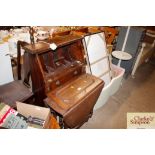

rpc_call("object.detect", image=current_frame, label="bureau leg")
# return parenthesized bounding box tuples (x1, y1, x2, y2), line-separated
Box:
(89, 111, 93, 118)
(59, 117, 64, 129)
(50, 109, 58, 120)
(50, 109, 64, 129)
(64, 124, 68, 129)
(23, 52, 31, 87)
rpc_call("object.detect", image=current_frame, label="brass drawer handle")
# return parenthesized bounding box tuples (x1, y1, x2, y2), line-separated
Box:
(74, 70, 78, 75)
(56, 80, 60, 85)
(48, 79, 52, 83)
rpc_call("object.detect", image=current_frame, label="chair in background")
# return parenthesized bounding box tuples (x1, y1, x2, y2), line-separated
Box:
(0, 41, 33, 109)
(131, 30, 155, 77)
(0, 81, 33, 108)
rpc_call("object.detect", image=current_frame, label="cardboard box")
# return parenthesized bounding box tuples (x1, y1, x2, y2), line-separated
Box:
(16, 102, 51, 129)
(0, 102, 28, 129)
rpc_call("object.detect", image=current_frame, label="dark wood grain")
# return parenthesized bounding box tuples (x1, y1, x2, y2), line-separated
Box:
(23, 34, 83, 54)
(21, 33, 104, 128)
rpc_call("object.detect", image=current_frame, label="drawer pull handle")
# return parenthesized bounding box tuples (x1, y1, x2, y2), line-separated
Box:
(74, 71, 78, 75)
(56, 80, 60, 85)
(48, 79, 52, 83)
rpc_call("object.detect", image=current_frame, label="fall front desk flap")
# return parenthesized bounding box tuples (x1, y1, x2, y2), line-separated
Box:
(45, 73, 104, 115)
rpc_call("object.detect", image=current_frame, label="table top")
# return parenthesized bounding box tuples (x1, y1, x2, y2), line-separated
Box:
(112, 50, 132, 60)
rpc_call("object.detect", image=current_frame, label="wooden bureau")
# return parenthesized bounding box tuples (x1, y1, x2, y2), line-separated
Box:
(21, 34, 104, 128)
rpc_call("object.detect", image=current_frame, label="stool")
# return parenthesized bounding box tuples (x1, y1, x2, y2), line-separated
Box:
(112, 50, 132, 67)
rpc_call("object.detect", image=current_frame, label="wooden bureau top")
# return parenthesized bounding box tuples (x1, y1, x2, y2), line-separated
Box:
(23, 34, 83, 54)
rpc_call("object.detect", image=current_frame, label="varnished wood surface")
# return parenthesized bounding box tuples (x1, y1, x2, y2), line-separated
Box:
(46, 74, 104, 116)
(0, 81, 33, 108)
(23, 42, 50, 54)
(23, 28, 104, 55)
(21, 30, 105, 128)
(23, 34, 83, 54)
(22, 33, 86, 105)
(72, 27, 103, 36)
(54, 27, 104, 37)
(48, 34, 83, 46)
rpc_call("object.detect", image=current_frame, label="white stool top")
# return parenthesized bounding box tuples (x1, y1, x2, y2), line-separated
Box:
(112, 50, 132, 60)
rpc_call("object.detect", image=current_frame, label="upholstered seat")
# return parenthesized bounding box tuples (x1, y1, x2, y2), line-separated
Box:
(0, 80, 33, 108)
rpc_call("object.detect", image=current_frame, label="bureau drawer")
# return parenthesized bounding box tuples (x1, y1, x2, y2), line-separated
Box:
(45, 66, 84, 91)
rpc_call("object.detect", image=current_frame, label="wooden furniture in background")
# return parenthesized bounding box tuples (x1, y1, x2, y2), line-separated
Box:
(0, 41, 33, 108)
(100, 27, 119, 54)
